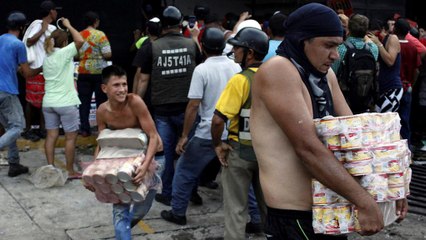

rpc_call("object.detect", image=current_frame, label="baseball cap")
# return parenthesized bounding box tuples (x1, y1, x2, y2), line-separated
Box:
(40, 1, 62, 11)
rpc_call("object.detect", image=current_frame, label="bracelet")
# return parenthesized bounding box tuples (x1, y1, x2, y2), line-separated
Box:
(378, 43, 384, 48)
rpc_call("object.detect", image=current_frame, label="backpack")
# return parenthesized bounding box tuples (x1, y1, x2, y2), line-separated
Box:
(337, 41, 379, 113)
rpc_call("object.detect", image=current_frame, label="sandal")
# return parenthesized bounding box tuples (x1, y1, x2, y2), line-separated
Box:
(68, 172, 82, 180)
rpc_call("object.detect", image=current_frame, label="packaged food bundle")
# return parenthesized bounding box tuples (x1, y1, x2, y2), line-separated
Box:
(340, 132, 363, 149)
(343, 148, 372, 162)
(312, 204, 359, 235)
(404, 168, 412, 196)
(315, 113, 401, 149)
(387, 185, 405, 200)
(322, 135, 341, 150)
(313, 113, 411, 235)
(344, 160, 373, 176)
(312, 180, 338, 205)
(339, 116, 363, 133)
(359, 113, 383, 130)
(312, 180, 349, 205)
(360, 174, 388, 202)
(388, 173, 404, 187)
(314, 117, 342, 136)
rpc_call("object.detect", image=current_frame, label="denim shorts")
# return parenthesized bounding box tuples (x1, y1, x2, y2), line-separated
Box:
(42, 105, 80, 132)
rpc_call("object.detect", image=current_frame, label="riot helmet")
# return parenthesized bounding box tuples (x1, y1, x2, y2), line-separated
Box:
(228, 27, 269, 57)
(6, 11, 27, 30)
(201, 27, 225, 52)
(162, 6, 182, 28)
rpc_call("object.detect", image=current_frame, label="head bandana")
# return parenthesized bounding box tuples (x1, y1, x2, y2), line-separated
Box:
(276, 3, 343, 118)
(276, 3, 343, 78)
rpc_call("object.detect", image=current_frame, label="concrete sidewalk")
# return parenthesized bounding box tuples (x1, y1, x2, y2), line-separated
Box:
(0, 137, 425, 240)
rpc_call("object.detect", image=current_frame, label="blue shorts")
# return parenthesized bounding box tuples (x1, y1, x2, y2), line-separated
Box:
(42, 105, 80, 132)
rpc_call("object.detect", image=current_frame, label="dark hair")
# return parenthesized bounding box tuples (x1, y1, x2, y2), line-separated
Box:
(40, 0, 57, 18)
(84, 11, 99, 27)
(268, 12, 287, 37)
(394, 18, 411, 37)
(348, 14, 369, 38)
(102, 65, 127, 84)
(368, 18, 383, 32)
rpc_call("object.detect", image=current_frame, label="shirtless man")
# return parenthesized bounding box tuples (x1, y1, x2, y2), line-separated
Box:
(93, 65, 161, 239)
(250, 3, 408, 239)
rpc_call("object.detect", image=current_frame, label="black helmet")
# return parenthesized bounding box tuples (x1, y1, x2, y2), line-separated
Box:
(6, 11, 27, 30)
(228, 27, 269, 56)
(201, 27, 225, 52)
(162, 6, 182, 28)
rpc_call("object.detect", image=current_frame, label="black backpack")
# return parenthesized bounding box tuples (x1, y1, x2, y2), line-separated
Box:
(337, 41, 379, 114)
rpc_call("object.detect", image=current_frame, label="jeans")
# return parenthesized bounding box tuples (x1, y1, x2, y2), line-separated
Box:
(398, 91, 412, 146)
(154, 113, 184, 198)
(113, 189, 157, 240)
(0, 92, 25, 163)
(77, 74, 107, 134)
(171, 137, 217, 216)
(248, 184, 261, 224)
(112, 154, 164, 240)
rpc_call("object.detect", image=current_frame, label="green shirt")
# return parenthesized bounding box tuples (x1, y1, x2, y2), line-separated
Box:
(43, 43, 81, 107)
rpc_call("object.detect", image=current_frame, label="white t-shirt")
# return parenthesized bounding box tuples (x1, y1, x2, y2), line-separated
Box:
(188, 55, 241, 140)
(23, 20, 56, 69)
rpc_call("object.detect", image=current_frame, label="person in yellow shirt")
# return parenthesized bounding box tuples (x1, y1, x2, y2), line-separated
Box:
(211, 26, 269, 240)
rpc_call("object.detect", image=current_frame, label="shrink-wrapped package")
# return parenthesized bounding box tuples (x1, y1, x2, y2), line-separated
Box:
(312, 112, 411, 235)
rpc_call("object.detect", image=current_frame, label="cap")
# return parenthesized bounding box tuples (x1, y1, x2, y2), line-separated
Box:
(148, 17, 160, 23)
(40, 1, 61, 11)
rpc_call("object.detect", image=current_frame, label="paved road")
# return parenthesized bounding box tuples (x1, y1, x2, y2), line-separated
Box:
(0, 138, 425, 239)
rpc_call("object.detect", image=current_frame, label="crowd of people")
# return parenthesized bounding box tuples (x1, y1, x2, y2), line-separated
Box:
(2, 0, 425, 239)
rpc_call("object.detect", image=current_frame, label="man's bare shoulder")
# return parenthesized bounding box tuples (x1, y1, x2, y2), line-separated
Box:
(96, 101, 108, 114)
(126, 93, 146, 109)
(255, 55, 302, 92)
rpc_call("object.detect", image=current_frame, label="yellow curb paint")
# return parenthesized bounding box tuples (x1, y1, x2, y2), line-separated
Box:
(137, 220, 155, 234)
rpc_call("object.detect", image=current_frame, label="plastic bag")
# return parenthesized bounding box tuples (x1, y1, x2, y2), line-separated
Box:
(30, 165, 68, 189)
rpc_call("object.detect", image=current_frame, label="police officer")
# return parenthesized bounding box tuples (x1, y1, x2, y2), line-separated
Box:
(211, 26, 269, 239)
(160, 27, 242, 225)
(133, 6, 202, 206)
(0, 12, 41, 177)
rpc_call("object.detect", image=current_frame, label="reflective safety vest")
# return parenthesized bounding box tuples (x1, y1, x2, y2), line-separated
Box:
(238, 68, 257, 161)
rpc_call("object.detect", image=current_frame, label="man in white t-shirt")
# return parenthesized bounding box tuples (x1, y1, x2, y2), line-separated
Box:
(21, 0, 59, 141)
(160, 28, 241, 225)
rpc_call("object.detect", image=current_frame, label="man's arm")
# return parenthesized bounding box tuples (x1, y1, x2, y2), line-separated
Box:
(18, 63, 42, 78)
(130, 95, 160, 184)
(176, 99, 201, 154)
(26, 20, 48, 47)
(254, 57, 383, 235)
(368, 33, 400, 67)
(94, 105, 107, 159)
(133, 69, 150, 97)
(211, 112, 232, 167)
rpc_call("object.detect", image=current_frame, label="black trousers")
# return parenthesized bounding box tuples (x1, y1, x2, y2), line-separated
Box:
(77, 74, 107, 133)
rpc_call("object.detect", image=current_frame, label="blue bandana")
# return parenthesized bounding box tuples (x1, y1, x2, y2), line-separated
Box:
(276, 3, 342, 118)
(276, 3, 343, 78)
